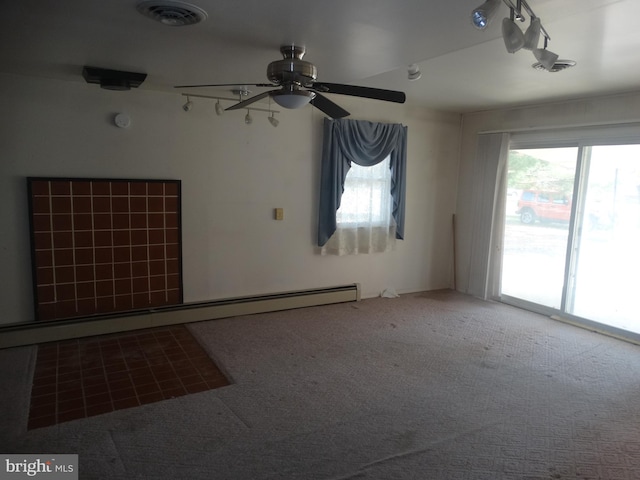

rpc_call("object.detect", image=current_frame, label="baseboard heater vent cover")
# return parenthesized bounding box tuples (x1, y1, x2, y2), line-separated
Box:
(0, 284, 360, 349)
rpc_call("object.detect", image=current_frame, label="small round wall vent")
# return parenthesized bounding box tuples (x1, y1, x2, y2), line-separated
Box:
(136, 0, 208, 26)
(532, 59, 577, 73)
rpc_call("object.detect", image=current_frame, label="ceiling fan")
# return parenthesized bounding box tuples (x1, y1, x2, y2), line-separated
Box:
(174, 45, 406, 119)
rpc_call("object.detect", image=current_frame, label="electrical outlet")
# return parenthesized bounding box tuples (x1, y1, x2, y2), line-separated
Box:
(274, 208, 284, 220)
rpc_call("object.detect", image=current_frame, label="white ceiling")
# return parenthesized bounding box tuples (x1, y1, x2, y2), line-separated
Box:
(1, 0, 639, 113)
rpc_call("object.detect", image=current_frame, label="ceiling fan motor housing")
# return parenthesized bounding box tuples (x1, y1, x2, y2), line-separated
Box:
(267, 45, 317, 86)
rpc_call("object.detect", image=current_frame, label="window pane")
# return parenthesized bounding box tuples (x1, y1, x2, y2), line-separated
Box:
(568, 144, 640, 333)
(336, 158, 392, 226)
(501, 148, 578, 309)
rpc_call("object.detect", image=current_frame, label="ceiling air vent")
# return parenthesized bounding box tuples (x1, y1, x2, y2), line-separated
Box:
(136, 0, 208, 26)
(532, 60, 577, 73)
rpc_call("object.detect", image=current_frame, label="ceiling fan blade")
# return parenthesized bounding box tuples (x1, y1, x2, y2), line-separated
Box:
(310, 82, 406, 104)
(174, 83, 274, 89)
(310, 93, 350, 119)
(225, 91, 274, 111)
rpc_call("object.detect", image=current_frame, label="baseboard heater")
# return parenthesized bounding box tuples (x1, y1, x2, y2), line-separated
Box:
(0, 284, 360, 349)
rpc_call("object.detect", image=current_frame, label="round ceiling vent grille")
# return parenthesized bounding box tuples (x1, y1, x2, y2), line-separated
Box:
(136, 0, 208, 26)
(532, 59, 577, 73)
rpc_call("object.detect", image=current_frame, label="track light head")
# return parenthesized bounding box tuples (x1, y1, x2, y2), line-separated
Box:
(244, 110, 253, 125)
(533, 47, 559, 71)
(523, 17, 542, 50)
(215, 99, 224, 116)
(268, 112, 279, 127)
(182, 97, 193, 111)
(471, 0, 502, 29)
(502, 15, 525, 53)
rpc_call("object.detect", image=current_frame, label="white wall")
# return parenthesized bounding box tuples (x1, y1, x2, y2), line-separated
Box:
(456, 91, 640, 297)
(0, 73, 461, 324)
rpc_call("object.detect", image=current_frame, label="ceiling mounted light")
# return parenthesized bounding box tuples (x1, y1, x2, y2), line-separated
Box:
(271, 89, 315, 109)
(214, 99, 223, 116)
(268, 112, 279, 127)
(502, 9, 525, 53)
(179, 93, 281, 124)
(471, 0, 502, 29)
(523, 16, 541, 50)
(407, 64, 422, 81)
(182, 96, 193, 111)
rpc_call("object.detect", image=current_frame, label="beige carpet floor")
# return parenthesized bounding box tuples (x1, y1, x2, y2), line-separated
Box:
(1, 290, 639, 479)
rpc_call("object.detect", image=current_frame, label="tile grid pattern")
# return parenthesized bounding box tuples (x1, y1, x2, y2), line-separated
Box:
(28, 325, 230, 430)
(29, 178, 182, 321)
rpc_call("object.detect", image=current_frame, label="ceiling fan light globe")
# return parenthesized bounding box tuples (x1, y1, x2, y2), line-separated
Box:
(523, 17, 541, 50)
(533, 48, 559, 70)
(272, 90, 316, 109)
(502, 17, 525, 53)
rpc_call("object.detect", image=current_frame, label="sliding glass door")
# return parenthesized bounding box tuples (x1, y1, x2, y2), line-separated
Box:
(500, 142, 640, 336)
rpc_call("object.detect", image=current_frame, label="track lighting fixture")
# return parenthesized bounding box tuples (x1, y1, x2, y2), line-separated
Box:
(179, 93, 280, 124)
(182, 96, 193, 111)
(471, 0, 574, 72)
(214, 99, 223, 116)
(268, 112, 279, 127)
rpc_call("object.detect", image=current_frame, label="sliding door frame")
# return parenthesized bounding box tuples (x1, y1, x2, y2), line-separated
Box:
(562, 145, 588, 313)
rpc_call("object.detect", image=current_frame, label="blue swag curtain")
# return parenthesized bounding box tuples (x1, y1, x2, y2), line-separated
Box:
(317, 118, 408, 247)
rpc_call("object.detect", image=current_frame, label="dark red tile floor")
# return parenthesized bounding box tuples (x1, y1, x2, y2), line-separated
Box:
(28, 325, 230, 430)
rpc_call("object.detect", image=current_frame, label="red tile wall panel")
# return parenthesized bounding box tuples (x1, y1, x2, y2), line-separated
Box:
(28, 178, 182, 321)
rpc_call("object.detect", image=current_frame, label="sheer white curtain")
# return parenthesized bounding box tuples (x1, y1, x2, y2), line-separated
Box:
(320, 157, 396, 255)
